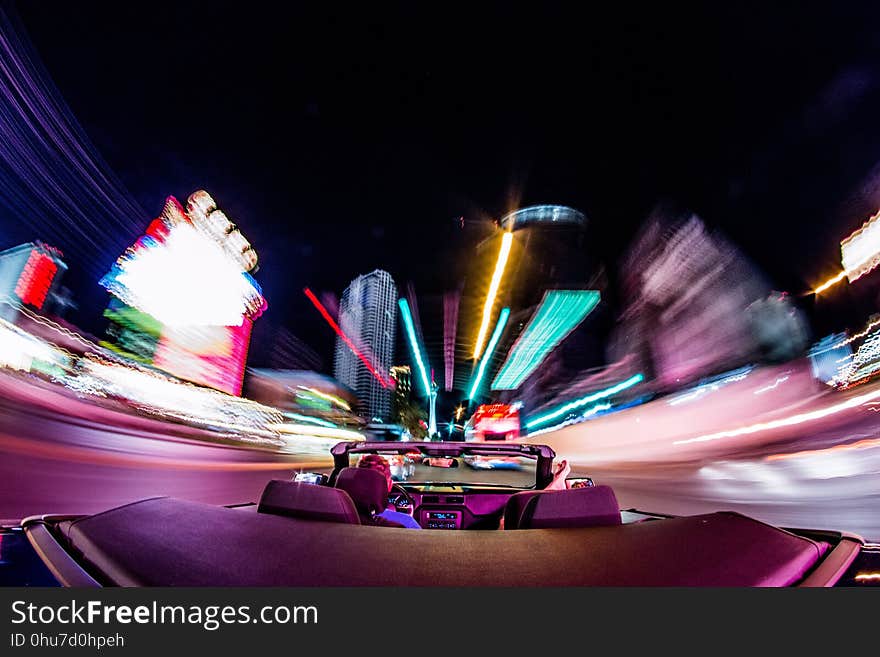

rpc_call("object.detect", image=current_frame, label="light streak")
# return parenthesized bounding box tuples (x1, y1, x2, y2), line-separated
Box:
(297, 386, 351, 411)
(525, 373, 645, 429)
(765, 436, 880, 461)
(854, 572, 880, 582)
(674, 386, 880, 445)
(443, 291, 460, 392)
(492, 290, 600, 390)
(526, 402, 611, 437)
(753, 376, 789, 395)
(304, 287, 391, 389)
(813, 270, 849, 295)
(271, 423, 365, 441)
(398, 298, 431, 396)
(666, 366, 752, 406)
(467, 307, 510, 400)
(282, 412, 337, 428)
(473, 232, 513, 360)
(832, 316, 880, 348)
(841, 209, 880, 283)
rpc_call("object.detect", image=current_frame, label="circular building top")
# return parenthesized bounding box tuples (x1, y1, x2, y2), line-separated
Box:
(499, 205, 587, 231)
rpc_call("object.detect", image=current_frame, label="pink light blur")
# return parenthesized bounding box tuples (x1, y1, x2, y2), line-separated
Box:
(443, 291, 459, 392)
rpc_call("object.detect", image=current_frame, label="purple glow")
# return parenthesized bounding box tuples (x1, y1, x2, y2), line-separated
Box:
(443, 290, 460, 392)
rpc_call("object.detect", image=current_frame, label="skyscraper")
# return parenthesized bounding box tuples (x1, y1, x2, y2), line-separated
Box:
(334, 270, 397, 420)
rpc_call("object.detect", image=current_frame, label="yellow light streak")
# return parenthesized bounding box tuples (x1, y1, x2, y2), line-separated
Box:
(813, 270, 849, 295)
(473, 232, 513, 359)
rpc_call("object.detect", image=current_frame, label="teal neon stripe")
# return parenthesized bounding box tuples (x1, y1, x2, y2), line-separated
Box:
(525, 373, 644, 429)
(399, 298, 431, 397)
(492, 290, 599, 390)
(467, 308, 510, 400)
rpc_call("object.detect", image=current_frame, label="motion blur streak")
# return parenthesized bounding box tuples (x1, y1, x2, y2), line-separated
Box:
(673, 384, 880, 445)
(492, 290, 600, 390)
(304, 287, 391, 388)
(525, 373, 644, 429)
(473, 232, 513, 360)
(764, 436, 880, 461)
(443, 291, 459, 392)
(0, 7, 146, 279)
(854, 573, 880, 581)
(813, 270, 849, 294)
(467, 307, 509, 400)
(399, 297, 432, 397)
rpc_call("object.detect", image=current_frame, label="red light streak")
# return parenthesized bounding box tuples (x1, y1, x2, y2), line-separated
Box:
(304, 287, 392, 388)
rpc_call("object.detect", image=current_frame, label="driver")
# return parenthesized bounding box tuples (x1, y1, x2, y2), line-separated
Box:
(356, 454, 422, 529)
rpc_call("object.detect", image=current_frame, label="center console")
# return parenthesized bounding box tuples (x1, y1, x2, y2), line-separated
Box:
(421, 510, 462, 530)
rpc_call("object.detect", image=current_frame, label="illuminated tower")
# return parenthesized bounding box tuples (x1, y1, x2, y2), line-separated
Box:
(334, 270, 397, 420)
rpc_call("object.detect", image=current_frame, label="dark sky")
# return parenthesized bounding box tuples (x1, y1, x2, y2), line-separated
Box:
(10, 1, 880, 367)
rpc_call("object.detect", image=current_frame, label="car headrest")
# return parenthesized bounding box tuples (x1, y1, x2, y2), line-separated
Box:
(258, 480, 361, 524)
(334, 467, 388, 517)
(519, 485, 621, 529)
(502, 491, 544, 530)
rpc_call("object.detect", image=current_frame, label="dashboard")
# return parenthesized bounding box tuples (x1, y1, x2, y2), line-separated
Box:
(388, 485, 524, 530)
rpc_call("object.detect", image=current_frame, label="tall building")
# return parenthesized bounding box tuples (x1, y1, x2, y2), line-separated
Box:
(334, 270, 397, 420)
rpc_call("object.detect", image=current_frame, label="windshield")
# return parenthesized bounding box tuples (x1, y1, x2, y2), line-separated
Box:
(348, 451, 538, 488)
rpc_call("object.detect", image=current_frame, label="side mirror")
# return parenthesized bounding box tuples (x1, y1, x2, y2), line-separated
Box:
(565, 477, 594, 489)
(294, 472, 327, 485)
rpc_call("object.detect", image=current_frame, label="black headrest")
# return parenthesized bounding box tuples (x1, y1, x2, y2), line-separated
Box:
(334, 467, 388, 517)
(502, 491, 544, 530)
(519, 485, 621, 529)
(258, 480, 360, 524)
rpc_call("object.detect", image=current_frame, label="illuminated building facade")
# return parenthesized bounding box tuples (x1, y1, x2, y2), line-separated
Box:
(334, 270, 397, 420)
(605, 208, 799, 391)
(390, 364, 411, 415)
(99, 191, 266, 396)
(0, 242, 67, 322)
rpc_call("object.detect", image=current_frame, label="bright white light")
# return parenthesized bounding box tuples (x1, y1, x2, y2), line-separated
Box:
(271, 423, 365, 441)
(67, 357, 283, 439)
(674, 386, 880, 445)
(113, 223, 262, 326)
(0, 317, 59, 371)
(842, 210, 880, 282)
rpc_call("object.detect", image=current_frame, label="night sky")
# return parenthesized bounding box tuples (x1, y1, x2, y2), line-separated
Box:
(8, 1, 880, 369)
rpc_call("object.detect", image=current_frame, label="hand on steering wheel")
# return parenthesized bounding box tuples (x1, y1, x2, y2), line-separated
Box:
(390, 483, 416, 512)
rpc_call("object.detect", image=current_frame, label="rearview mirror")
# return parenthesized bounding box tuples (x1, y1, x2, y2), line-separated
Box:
(566, 477, 594, 489)
(294, 472, 327, 485)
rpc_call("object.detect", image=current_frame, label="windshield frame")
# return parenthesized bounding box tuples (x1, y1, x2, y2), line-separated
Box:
(329, 440, 556, 489)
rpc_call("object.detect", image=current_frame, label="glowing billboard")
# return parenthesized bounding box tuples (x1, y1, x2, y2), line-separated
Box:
(99, 191, 265, 395)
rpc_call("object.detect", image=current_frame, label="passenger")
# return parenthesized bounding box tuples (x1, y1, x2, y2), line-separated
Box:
(545, 459, 572, 491)
(356, 454, 422, 529)
(497, 459, 572, 529)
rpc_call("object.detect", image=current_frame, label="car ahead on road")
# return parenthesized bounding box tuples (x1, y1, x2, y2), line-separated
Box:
(2, 440, 878, 587)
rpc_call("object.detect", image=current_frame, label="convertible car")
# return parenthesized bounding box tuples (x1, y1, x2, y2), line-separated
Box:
(2, 441, 878, 587)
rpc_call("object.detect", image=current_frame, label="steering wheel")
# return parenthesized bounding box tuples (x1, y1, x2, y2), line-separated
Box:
(389, 483, 416, 513)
